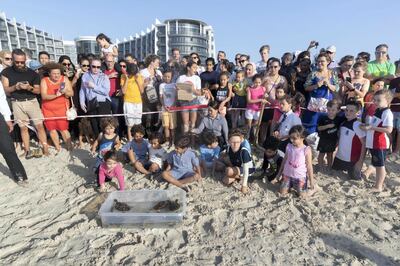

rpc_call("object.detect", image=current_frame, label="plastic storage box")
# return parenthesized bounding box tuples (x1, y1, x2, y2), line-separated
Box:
(98, 189, 186, 227)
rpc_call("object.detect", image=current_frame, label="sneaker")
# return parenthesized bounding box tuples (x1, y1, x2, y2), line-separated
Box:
(25, 150, 34, 160)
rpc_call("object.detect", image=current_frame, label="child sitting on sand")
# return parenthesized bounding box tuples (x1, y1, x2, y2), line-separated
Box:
(199, 132, 221, 175)
(148, 133, 167, 174)
(222, 130, 255, 194)
(98, 151, 125, 192)
(261, 136, 284, 183)
(276, 125, 315, 198)
(91, 117, 121, 173)
(127, 125, 151, 175)
(162, 136, 202, 192)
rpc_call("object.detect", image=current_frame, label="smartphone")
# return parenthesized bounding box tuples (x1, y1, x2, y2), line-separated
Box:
(345, 77, 352, 83)
(59, 82, 65, 93)
(21, 81, 29, 84)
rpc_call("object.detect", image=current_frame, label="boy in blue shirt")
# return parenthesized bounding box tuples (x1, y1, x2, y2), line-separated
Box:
(199, 132, 221, 176)
(162, 135, 202, 192)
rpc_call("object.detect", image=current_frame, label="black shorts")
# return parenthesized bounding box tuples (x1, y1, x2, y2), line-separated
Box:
(317, 138, 337, 153)
(370, 149, 387, 167)
(332, 157, 354, 173)
(261, 108, 274, 123)
(231, 95, 247, 109)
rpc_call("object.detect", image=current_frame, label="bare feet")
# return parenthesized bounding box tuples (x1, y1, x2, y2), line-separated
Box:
(240, 185, 249, 194)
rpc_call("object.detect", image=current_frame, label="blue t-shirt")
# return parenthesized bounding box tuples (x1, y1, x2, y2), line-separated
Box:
(167, 148, 199, 172)
(199, 144, 221, 163)
(129, 139, 150, 161)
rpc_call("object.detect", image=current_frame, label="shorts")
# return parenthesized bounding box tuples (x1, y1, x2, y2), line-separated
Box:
(239, 167, 256, 176)
(44, 118, 69, 131)
(393, 112, 400, 129)
(170, 169, 196, 180)
(317, 138, 337, 153)
(231, 95, 247, 109)
(179, 98, 199, 113)
(12, 98, 44, 126)
(245, 109, 260, 120)
(261, 108, 274, 123)
(162, 111, 177, 129)
(136, 158, 152, 169)
(370, 149, 387, 167)
(280, 175, 307, 193)
(124, 102, 142, 127)
(332, 157, 361, 179)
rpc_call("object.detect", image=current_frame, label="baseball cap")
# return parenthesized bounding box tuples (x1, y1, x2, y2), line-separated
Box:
(29, 60, 43, 71)
(326, 45, 337, 53)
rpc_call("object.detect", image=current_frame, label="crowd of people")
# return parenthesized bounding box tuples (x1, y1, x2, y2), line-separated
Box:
(0, 33, 399, 197)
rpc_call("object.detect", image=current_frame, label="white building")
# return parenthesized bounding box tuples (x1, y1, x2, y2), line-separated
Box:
(0, 11, 76, 63)
(116, 18, 215, 63)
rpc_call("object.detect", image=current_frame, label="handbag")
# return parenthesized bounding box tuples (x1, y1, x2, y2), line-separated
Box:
(66, 97, 78, 121)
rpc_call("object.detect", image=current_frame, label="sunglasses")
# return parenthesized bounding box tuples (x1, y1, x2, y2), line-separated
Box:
(240, 60, 247, 63)
(376, 51, 387, 55)
(326, 51, 333, 54)
(81, 64, 90, 67)
(4, 57, 12, 61)
(119, 65, 127, 68)
(62, 63, 71, 66)
(91, 65, 101, 69)
(14, 61, 25, 65)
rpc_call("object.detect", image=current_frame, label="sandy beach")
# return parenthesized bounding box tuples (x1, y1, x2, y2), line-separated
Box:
(0, 144, 399, 265)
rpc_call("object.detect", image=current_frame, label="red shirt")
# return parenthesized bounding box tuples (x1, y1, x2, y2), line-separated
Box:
(104, 69, 120, 97)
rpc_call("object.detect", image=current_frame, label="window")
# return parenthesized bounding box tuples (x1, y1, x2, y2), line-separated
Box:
(37, 36, 44, 43)
(1, 40, 9, 50)
(56, 48, 63, 54)
(29, 41, 36, 49)
(27, 32, 35, 41)
(45, 38, 53, 45)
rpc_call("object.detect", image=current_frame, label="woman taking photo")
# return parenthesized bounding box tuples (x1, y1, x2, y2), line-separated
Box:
(121, 63, 144, 141)
(303, 52, 339, 136)
(335, 55, 354, 102)
(41, 63, 74, 152)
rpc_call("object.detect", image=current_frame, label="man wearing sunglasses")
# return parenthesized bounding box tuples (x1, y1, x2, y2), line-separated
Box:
(79, 57, 111, 138)
(1, 49, 49, 159)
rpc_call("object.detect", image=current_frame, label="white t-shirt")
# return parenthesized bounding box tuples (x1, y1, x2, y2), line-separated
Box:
(159, 83, 177, 110)
(176, 74, 205, 103)
(149, 146, 167, 168)
(101, 43, 117, 55)
(140, 68, 163, 81)
(278, 110, 302, 138)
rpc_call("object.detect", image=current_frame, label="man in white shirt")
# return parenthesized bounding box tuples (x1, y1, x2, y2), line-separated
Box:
(256, 45, 270, 74)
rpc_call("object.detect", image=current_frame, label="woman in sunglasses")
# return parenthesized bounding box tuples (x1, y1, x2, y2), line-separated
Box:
(58, 55, 76, 81)
(79, 58, 111, 138)
(189, 52, 204, 75)
(0, 50, 12, 72)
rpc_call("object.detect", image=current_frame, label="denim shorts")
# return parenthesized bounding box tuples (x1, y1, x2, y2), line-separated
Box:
(280, 175, 307, 193)
(179, 98, 200, 113)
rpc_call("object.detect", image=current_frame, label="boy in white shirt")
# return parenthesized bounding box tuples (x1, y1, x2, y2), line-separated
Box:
(159, 69, 177, 147)
(273, 95, 302, 152)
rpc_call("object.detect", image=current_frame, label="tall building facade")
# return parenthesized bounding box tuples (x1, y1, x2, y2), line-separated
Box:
(0, 11, 76, 63)
(117, 19, 215, 63)
(74, 36, 100, 57)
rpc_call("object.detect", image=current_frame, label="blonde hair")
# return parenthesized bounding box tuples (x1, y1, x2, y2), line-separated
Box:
(0, 50, 11, 64)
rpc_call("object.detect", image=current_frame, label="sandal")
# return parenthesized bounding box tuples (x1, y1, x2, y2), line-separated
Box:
(33, 148, 43, 158)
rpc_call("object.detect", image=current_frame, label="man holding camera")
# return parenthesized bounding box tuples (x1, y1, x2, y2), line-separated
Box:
(1, 49, 49, 159)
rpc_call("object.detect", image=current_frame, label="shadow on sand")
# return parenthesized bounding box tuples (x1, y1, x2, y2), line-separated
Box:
(319, 232, 399, 265)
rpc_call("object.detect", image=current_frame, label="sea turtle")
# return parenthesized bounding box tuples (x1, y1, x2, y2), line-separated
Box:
(113, 199, 130, 212)
(152, 199, 180, 212)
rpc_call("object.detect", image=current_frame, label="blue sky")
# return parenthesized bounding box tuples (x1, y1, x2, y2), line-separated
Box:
(1, 0, 400, 62)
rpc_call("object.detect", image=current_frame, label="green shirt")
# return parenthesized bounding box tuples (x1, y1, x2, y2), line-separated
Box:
(367, 60, 396, 78)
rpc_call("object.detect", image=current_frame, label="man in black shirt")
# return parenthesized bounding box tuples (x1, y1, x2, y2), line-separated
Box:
(1, 49, 49, 158)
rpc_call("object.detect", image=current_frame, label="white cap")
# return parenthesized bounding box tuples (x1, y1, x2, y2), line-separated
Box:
(326, 45, 337, 53)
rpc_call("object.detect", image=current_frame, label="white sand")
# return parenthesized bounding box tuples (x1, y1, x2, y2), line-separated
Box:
(0, 145, 399, 265)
